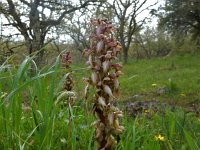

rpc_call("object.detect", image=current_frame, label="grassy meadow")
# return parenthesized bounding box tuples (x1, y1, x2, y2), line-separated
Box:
(120, 53, 200, 104)
(0, 53, 200, 150)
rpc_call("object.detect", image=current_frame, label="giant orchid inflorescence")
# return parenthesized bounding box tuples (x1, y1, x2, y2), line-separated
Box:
(55, 51, 76, 106)
(61, 51, 73, 91)
(83, 18, 124, 150)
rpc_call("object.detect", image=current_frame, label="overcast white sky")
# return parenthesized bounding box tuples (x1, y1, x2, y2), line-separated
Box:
(0, 0, 164, 41)
(139, 0, 164, 26)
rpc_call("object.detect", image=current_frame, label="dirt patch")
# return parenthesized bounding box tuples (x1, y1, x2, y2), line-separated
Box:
(118, 99, 200, 117)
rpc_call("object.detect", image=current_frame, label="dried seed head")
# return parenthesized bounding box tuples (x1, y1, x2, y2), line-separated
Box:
(55, 91, 76, 106)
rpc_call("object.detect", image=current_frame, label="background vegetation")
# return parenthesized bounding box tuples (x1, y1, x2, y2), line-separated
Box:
(0, 0, 200, 149)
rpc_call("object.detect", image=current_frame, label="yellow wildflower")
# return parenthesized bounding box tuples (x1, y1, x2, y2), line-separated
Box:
(144, 109, 150, 113)
(152, 83, 157, 87)
(155, 134, 165, 141)
(180, 93, 186, 97)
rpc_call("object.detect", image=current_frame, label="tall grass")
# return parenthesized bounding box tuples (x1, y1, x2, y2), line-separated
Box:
(0, 56, 60, 149)
(116, 109, 200, 150)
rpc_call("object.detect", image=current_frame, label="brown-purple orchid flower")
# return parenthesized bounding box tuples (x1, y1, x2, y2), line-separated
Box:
(84, 18, 124, 150)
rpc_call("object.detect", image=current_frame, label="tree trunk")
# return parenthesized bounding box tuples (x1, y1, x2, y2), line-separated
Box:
(25, 38, 45, 70)
(32, 45, 45, 67)
(123, 47, 128, 64)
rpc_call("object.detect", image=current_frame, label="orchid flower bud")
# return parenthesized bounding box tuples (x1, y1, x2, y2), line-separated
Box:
(91, 71, 98, 85)
(105, 53, 112, 59)
(108, 112, 114, 125)
(98, 97, 106, 107)
(103, 85, 113, 97)
(96, 26, 104, 35)
(113, 79, 119, 90)
(116, 70, 123, 77)
(97, 41, 104, 53)
(86, 54, 93, 66)
(102, 60, 110, 73)
(103, 77, 111, 81)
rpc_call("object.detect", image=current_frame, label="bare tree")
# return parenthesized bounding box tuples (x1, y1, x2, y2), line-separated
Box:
(61, 2, 115, 52)
(109, 0, 157, 63)
(63, 12, 91, 52)
(0, 0, 99, 66)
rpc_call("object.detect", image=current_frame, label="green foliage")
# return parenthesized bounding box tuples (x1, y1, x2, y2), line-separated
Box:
(130, 27, 199, 59)
(131, 27, 171, 59)
(170, 35, 200, 54)
(120, 53, 200, 103)
(0, 53, 200, 149)
(158, 0, 200, 41)
(116, 109, 200, 150)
